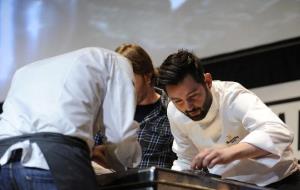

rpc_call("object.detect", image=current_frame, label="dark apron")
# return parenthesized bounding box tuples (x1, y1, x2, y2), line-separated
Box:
(0, 132, 98, 190)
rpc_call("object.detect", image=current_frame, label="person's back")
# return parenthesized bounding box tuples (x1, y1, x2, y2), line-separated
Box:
(1, 48, 105, 143)
(0, 47, 141, 190)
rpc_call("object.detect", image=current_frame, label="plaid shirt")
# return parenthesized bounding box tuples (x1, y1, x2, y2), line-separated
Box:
(94, 88, 176, 169)
(137, 88, 176, 168)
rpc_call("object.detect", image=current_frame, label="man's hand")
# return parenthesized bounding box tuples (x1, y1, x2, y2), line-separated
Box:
(92, 145, 110, 169)
(191, 147, 233, 169)
(191, 143, 269, 170)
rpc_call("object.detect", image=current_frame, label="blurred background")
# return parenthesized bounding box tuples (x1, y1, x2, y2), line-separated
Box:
(1, 0, 300, 101)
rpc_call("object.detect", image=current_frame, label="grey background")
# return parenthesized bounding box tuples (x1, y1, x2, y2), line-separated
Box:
(1, 0, 300, 101)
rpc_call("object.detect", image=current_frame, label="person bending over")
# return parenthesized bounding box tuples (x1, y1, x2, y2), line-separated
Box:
(157, 49, 299, 189)
(0, 47, 141, 190)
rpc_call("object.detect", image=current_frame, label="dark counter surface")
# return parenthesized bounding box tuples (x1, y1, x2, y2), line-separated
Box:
(96, 167, 274, 190)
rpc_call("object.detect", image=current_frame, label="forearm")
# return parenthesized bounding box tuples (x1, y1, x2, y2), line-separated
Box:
(92, 140, 142, 171)
(228, 142, 270, 161)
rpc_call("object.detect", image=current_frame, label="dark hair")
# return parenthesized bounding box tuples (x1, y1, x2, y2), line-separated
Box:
(0, 102, 3, 113)
(115, 43, 156, 85)
(158, 50, 205, 90)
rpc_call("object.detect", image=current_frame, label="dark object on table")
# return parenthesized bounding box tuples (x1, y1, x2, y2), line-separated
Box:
(97, 166, 273, 190)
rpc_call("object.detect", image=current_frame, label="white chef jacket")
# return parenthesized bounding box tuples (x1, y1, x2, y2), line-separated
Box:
(0, 47, 141, 170)
(168, 80, 299, 186)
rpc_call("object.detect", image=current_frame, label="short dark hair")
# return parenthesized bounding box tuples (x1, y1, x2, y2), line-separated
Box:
(158, 50, 205, 90)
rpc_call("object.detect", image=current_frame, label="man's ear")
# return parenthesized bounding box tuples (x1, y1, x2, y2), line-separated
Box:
(204, 73, 212, 88)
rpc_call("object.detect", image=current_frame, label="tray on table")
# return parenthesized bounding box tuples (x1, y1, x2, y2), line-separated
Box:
(96, 166, 273, 190)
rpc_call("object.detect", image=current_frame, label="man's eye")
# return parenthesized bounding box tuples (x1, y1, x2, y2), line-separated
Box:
(190, 93, 201, 99)
(174, 100, 182, 104)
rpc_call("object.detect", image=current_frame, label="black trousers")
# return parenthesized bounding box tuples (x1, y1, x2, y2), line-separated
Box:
(0, 132, 98, 190)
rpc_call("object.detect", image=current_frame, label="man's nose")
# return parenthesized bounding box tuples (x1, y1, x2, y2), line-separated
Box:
(185, 100, 194, 111)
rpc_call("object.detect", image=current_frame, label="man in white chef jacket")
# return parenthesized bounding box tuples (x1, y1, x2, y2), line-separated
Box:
(158, 50, 300, 189)
(0, 47, 141, 190)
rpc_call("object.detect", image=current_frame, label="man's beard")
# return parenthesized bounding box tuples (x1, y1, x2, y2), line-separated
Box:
(184, 87, 213, 121)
